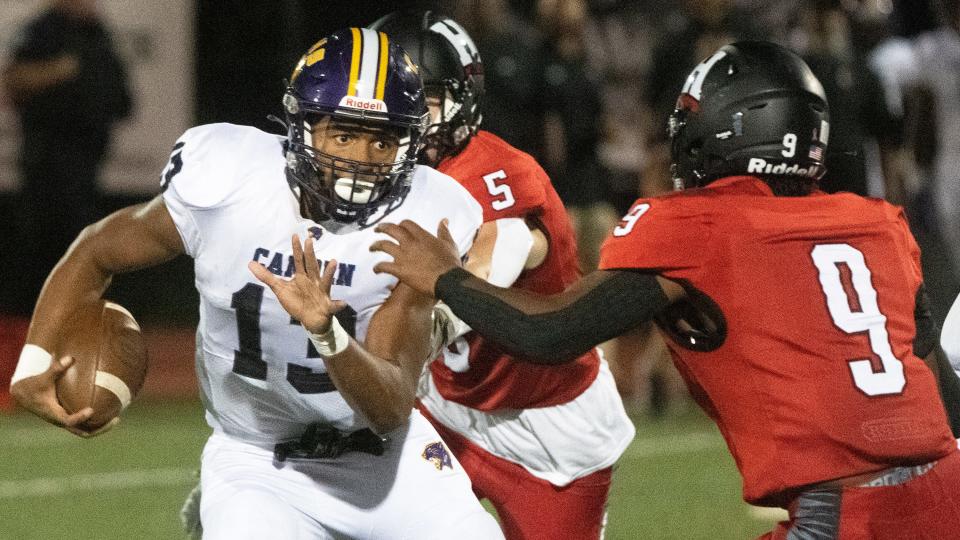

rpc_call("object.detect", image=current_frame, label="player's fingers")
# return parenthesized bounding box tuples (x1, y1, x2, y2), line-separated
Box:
(47, 356, 74, 381)
(368, 239, 399, 258)
(399, 219, 430, 237)
(291, 234, 306, 277)
(374, 222, 411, 243)
(303, 237, 321, 281)
(319, 258, 337, 292)
(329, 299, 348, 314)
(42, 404, 93, 431)
(77, 417, 120, 438)
(61, 406, 95, 427)
(248, 261, 282, 290)
(372, 261, 397, 275)
(437, 219, 455, 246)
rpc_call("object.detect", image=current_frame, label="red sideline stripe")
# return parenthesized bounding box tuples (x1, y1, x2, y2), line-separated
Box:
(0, 316, 30, 411)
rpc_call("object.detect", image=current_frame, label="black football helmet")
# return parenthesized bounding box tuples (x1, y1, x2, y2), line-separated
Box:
(284, 27, 428, 228)
(669, 41, 830, 190)
(369, 11, 484, 166)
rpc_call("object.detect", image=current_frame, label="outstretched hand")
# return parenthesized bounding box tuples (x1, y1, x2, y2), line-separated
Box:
(248, 234, 347, 334)
(370, 219, 461, 297)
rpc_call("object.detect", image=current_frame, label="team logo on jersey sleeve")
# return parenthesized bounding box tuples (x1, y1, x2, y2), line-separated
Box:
(422, 441, 453, 470)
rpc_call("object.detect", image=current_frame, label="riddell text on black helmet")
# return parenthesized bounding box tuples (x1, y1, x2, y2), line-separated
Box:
(668, 41, 830, 191)
(746, 158, 823, 178)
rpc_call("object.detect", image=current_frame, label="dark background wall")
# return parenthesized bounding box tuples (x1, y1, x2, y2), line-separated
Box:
(195, 0, 436, 131)
(0, 0, 440, 322)
(1, 0, 955, 327)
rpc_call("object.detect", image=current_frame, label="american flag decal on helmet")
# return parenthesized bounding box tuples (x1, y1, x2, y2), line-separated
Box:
(808, 145, 824, 161)
(422, 441, 453, 470)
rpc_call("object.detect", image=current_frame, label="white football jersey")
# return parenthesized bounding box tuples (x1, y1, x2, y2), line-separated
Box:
(161, 123, 482, 445)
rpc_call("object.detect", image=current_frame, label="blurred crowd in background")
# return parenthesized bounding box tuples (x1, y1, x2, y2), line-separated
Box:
(2, 0, 958, 415)
(430, 0, 960, 413)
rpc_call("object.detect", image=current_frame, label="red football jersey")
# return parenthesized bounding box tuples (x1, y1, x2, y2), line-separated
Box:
(432, 130, 599, 410)
(600, 176, 955, 506)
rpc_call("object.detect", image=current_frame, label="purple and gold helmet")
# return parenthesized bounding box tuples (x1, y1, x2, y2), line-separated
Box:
(284, 27, 428, 227)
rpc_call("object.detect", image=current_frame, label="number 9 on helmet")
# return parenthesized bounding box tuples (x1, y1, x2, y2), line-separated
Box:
(669, 41, 830, 194)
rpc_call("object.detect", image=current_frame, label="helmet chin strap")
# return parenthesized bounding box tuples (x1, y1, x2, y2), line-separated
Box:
(303, 120, 314, 147)
(670, 163, 688, 191)
(294, 183, 362, 234)
(316, 215, 362, 234)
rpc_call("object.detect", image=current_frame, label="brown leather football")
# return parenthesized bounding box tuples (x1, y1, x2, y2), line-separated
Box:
(54, 301, 148, 430)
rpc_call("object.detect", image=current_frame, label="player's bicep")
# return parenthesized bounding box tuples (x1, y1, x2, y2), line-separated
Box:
(79, 196, 185, 274)
(363, 282, 434, 377)
(463, 221, 497, 279)
(525, 225, 548, 270)
(464, 218, 537, 288)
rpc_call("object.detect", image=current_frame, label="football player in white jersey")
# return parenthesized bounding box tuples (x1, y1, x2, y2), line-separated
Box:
(9, 28, 503, 540)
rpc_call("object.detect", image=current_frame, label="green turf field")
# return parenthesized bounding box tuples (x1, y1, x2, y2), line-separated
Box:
(0, 401, 777, 539)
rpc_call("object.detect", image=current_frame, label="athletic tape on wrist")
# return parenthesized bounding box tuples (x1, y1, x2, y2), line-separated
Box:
(11, 344, 53, 386)
(307, 316, 350, 357)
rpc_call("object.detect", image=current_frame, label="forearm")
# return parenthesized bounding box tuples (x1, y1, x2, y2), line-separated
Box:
(26, 229, 114, 350)
(322, 342, 416, 434)
(26, 198, 183, 351)
(428, 218, 538, 353)
(434, 267, 673, 363)
(3, 57, 77, 100)
(313, 283, 432, 434)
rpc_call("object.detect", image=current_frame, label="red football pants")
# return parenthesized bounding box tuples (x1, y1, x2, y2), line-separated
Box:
(423, 408, 612, 540)
(760, 449, 960, 539)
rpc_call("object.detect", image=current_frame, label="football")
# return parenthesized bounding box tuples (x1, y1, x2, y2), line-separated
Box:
(54, 301, 148, 431)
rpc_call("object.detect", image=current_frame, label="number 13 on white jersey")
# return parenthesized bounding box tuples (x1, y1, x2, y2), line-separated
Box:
(811, 243, 906, 396)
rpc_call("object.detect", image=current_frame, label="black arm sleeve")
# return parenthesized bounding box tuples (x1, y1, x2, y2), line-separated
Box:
(435, 267, 670, 364)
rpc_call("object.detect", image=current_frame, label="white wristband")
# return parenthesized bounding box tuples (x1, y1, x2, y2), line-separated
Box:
(307, 316, 350, 357)
(11, 344, 53, 387)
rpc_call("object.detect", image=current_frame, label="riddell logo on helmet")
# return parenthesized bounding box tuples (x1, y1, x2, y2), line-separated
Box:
(747, 158, 819, 178)
(339, 96, 387, 112)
